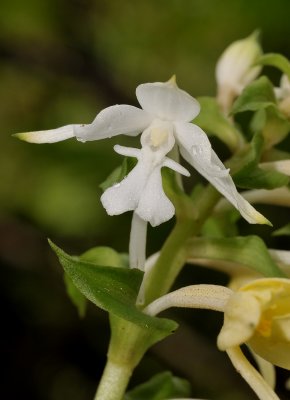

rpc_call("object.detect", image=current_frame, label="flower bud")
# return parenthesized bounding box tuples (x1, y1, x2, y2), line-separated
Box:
(216, 31, 262, 113)
(275, 74, 290, 118)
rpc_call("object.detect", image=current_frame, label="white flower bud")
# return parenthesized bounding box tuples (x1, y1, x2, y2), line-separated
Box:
(275, 74, 290, 118)
(216, 31, 262, 113)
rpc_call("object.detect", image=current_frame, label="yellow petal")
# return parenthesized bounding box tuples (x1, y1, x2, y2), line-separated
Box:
(249, 335, 290, 370)
(217, 292, 261, 350)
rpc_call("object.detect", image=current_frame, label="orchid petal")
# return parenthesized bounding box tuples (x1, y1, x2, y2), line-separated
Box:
(101, 156, 147, 215)
(136, 80, 200, 122)
(175, 122, 270, 225)
(14, 124, 76, 143)
(113, 144, 140, 159)
(136, 166, 175, 227)
(74, 105, 153, 142)
(101, 141, 183, 226)
(217, 292, 261, 350)
(162, 157, 190, 176)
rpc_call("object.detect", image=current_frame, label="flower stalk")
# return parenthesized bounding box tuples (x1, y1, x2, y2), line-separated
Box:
(226, 347, 279, 400)
(142, 185, 221, 305)
(129, 212, 147, 270)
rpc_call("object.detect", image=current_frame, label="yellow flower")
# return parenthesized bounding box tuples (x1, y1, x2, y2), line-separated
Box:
(218, 278, 290, 369)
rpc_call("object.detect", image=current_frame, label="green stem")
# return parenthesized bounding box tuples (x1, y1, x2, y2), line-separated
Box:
(94, 359, 132, 400)
(95, 185, 221, 400)
(143, 185, 221, 305)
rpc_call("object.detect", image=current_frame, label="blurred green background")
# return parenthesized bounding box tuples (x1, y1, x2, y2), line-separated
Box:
(1, 1, 290, 399)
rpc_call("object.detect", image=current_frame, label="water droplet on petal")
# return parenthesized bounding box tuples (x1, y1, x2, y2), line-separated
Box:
(191, 145, 204, 156)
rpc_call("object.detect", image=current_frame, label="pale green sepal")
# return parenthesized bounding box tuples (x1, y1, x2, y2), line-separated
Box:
(257, 53, 290, 80)
(194, 96, 243, 151)
(124, 371, 191, 400)
(231, 76, 276, 114)
(186, 236, 285, 278)
(49, 240, 177, 334)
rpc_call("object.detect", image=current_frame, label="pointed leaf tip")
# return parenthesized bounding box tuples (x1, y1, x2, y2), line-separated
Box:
(48, 240, 178, 335)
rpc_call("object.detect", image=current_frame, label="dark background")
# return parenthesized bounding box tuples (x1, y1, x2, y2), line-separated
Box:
(1, 1, 290, 399)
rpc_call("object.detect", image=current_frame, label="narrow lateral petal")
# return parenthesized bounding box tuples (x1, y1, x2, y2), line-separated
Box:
(74, 105, 152, 141)
(136, 166, 175, 226)
(113, 144, 141, 159)
(14, 124, 76, 143)
(136, 81, 200, 122)
(162, 157, 190, 176)
(101, 160, 148, 215)
(175, 122, 270, 225)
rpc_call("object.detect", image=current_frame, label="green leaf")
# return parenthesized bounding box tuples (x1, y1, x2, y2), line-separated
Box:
(49, 241, 177, 335)
(194, 96, 242, 151)
(250, 106, 290, 148)
(81, 246, 126, 268)
(231, 133, 289, 189)
(125, 371, 191, 400)
(64, 273, 87, 318)
(234, 166, 289, 189)
(186, 236, 285, 278)
(261, 106, 290, 148)
(100, 157, 137, 191)
(231, 75, 290, 148)
(257, 53, 290, 80)
(231, 76, 276, 114)
(202, 212, 239, 238)
(63, 246, 129, 317)
(273, 223, 290, 237)
(262, 147, 290, 162)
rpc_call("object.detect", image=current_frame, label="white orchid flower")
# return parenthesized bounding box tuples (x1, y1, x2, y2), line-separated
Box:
(101, 128, 190, 227)
(15, 77, 268, 226)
